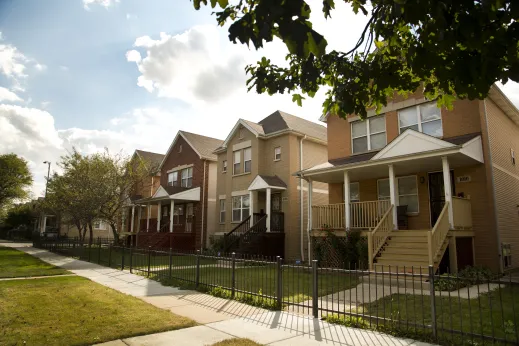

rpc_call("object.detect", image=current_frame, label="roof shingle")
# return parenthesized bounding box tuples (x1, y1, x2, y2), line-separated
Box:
(181, 131, 223, 161)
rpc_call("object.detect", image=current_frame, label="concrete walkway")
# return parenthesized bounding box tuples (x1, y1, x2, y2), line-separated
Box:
(2, 242, 436, 346)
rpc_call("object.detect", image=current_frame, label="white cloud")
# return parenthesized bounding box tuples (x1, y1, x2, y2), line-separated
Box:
(83, 0, 119, 10)
(0, 43, 28, 79)
(0, 87, 22, 102)
(34, 63, 47, 72)
(40, 101, 51, 109)
(126, 13, 137, 20)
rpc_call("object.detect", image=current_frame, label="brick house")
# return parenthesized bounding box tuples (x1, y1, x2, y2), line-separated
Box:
(133, 131, 222, 250)
(213, 111, 328, 260)
(300, 84, 519, 273)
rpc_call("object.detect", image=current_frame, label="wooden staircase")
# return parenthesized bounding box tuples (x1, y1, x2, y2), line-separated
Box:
(224, 213, 268, 254)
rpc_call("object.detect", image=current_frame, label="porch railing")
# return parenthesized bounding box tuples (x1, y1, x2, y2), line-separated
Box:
(452, 197, 472, 229)
(367, 205, 394, 270)
(311, 200, 391, 230)
(428, 202, 450, 266)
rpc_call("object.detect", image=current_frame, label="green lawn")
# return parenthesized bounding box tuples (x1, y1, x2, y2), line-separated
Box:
(0, 275, 196, 346)
(362, 285, 519, 344)
(211, 339, 263, 346)
(0, 246, 68, 278)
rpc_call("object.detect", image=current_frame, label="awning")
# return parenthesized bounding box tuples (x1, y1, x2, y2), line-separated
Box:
(134, 186, 201, 204)
(248, 175, 287, 191)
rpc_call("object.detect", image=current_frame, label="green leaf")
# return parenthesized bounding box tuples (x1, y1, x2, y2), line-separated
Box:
(292, 93, 305, 107)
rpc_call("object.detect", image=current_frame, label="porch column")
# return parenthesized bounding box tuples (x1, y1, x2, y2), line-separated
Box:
(146, 203, 150, 232)
(157, 201, 162, 232)
(169, 200, 174, 233)
(449, 236, 458, 273)
(137, 206, 142, 233)
(249, 190, 254, 227)
(308, 179, 313, 231)
(344, 171, 351, 230)
(266, 188, 272, 232)
(130, 206, 135, 233)
(388, 164, 398, 230)
(41, 215, 47, 234)
(442, 156, 454, 228)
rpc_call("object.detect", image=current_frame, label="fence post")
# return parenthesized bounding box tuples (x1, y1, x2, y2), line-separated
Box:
(147, 246, 151, 277)
(97, 237, 101, 264)
(88, 240, 92, 262)
(121, 246, 125, 271)
(231, 252, 236, 298)
(428, 265, 437, 339)
(168, 248, 173, 281)
(196, 250, 201, 289)
(312, 260, 319, 318)
(276, 256, 283, 310)
(108, 244, 112, 267)
(129, 246, 133, 273)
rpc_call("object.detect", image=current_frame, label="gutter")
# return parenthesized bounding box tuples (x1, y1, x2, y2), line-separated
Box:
(483, 99, 504, 273)
(201, 160, 207, 251)
(299, 135, 307, 262)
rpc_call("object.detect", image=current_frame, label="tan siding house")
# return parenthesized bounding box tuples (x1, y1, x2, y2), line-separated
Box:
(214, 111, 328, 260)
(302, 84, 519, 273)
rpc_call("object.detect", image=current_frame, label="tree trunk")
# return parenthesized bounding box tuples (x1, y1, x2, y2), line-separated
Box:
(88, 223, 93, 246)
(110, 222, 120, 245)
(81, 224, 88, 246)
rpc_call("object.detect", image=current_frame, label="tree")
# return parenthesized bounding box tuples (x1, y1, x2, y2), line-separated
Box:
(0, 153, 32, 209)
(192, 0, 519, 118)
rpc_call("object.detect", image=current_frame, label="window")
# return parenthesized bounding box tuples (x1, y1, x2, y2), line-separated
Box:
(233, 151, 241, 174)
(181, 167, 193, 188)
(512, 149, 516, 165)
(274, 147, 281, 161)
(377, 176, 419, 213)
(350, 182, 360, 202)
(232, 195, 250, 222)
(167, 171, 178, 186)
(244, 148, 251, 173)
(93, 220, 103, 229)
(178, 144, 182, 153)
(399, 102, 442, 137)
(351, 116, 386, 153)
(162, 205, 168, 217)
(219, 199, 226, 223)
(222, 160, 227, 173)
(173, 205, 183, 224)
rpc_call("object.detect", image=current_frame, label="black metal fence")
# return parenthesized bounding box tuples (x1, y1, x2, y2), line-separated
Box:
(33, 235, 519, 346)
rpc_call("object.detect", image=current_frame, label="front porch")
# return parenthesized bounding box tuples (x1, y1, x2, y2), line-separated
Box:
(302, 130, 484, 272)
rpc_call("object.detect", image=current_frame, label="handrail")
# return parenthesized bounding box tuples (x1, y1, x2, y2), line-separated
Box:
(351, 200, 391, 229)
(367, 205, 394, 270)
(428, 202, 450, 266)
(242, 214, 268, 243)
(226, 215, 251, 238)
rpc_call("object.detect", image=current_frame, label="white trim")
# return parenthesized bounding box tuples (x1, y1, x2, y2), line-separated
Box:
(296, 185, 329, 194)
(398, 101, 443, 138)
(460, 136, 484, 163)
(220, 119, 260, 150)
(170, 187, 201, 201)
(274, 146, 281, 161)
(167, 164, 194, 173)
(351, 115, 387, 154)
(233, 140, 251, 151)
(159, 131, 217, 170)
(218, 194, 227, 199)
(493, 163, 519, 182)
(248, 175, 287, 191)
(377, 174, 420, 215)
(372, 129, 455, 160)
(151, 185, 169, 199)
(231, 190, 249, 197)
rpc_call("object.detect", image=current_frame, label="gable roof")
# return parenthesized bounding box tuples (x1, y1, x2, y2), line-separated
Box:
(216, 110, 327, 151)
(160, 130, 223, 169)
(248, 175, 287, 191)
(135, 150, 164, 168)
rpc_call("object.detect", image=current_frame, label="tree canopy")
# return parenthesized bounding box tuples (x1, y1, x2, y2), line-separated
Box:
(0, 153, 33, 210)
(192, 0, 519, 118)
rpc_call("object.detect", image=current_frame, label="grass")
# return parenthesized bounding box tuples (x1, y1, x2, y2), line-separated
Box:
(0, 246, 68, 278)
(211, 338, 263, 346)
(358, 285, 519, 345)
(0, 275, 196, 346)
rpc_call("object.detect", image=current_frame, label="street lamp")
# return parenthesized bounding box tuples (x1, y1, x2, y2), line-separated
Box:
(43, 161, 51, 197)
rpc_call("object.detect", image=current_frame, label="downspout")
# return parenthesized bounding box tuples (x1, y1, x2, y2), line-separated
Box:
(201, 160, 207, 251)
(483, 99, 504, 273)
(299, 135, 307, 262)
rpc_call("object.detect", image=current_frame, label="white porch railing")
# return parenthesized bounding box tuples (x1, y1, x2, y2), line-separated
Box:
(428, 202, 450, 266)
(452, 197, 472, 229)
(311, 200, 391, 230)
(367, 205, 394, 270)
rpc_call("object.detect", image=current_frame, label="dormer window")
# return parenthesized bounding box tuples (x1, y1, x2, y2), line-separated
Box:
(351, 115, 386, 154)
(399, 102, 442, 137)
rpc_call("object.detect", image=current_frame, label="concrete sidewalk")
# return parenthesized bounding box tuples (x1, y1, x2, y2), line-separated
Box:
(3, 243, 435, 346)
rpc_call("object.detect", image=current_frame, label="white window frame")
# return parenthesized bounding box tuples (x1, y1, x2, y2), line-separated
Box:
(93, 220, 103, 229)
(274, 147, 281, 161)
(178, 144, 182, 153)
(232, 195, 250, 222)
(168, 171, 178, 186)
(351, 115, 386, 154)
(377, 175, 419, 214)
(233, 150, 241, 175)
(173, 205, 183, 224)
(398, 102, 443, 137)
(181, 167, 193, 188)
(222, 160, 227, 173)
(244, 147, 251, 173)
(219, 199, 226, 223)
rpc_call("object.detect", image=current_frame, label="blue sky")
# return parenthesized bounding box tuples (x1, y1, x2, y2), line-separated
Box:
(0, 0, 518, 198)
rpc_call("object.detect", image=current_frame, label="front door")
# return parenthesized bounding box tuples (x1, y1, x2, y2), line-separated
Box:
(270, 193, 284, 232)
(428, 172, 455, 226)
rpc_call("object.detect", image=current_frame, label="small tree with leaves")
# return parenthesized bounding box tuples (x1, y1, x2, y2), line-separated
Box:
(0, 153, 33, 210)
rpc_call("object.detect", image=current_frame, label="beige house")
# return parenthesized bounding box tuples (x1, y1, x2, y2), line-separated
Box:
(301, 84, 519, 273)
(213, 111, 328, 260)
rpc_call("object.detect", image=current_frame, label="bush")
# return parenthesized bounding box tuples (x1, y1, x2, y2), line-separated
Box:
(434, 266, 496, 291)
(209, 286, 279, 310)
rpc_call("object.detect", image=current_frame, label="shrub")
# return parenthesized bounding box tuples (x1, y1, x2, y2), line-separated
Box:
(209, 286, 279, 310)
(434, 266, 496, 291)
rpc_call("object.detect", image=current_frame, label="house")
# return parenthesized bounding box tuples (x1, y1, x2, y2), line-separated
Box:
(120, 149, 164, 245)
(133, 131, 223, 251)
(300, 84, 519, 273)
(214, 110, 328, 260)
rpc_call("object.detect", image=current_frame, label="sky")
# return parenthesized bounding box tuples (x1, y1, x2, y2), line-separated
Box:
(0, 0, 518, 198)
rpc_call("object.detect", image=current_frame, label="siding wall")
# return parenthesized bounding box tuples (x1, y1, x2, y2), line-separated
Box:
(486, 98, 519, 270)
